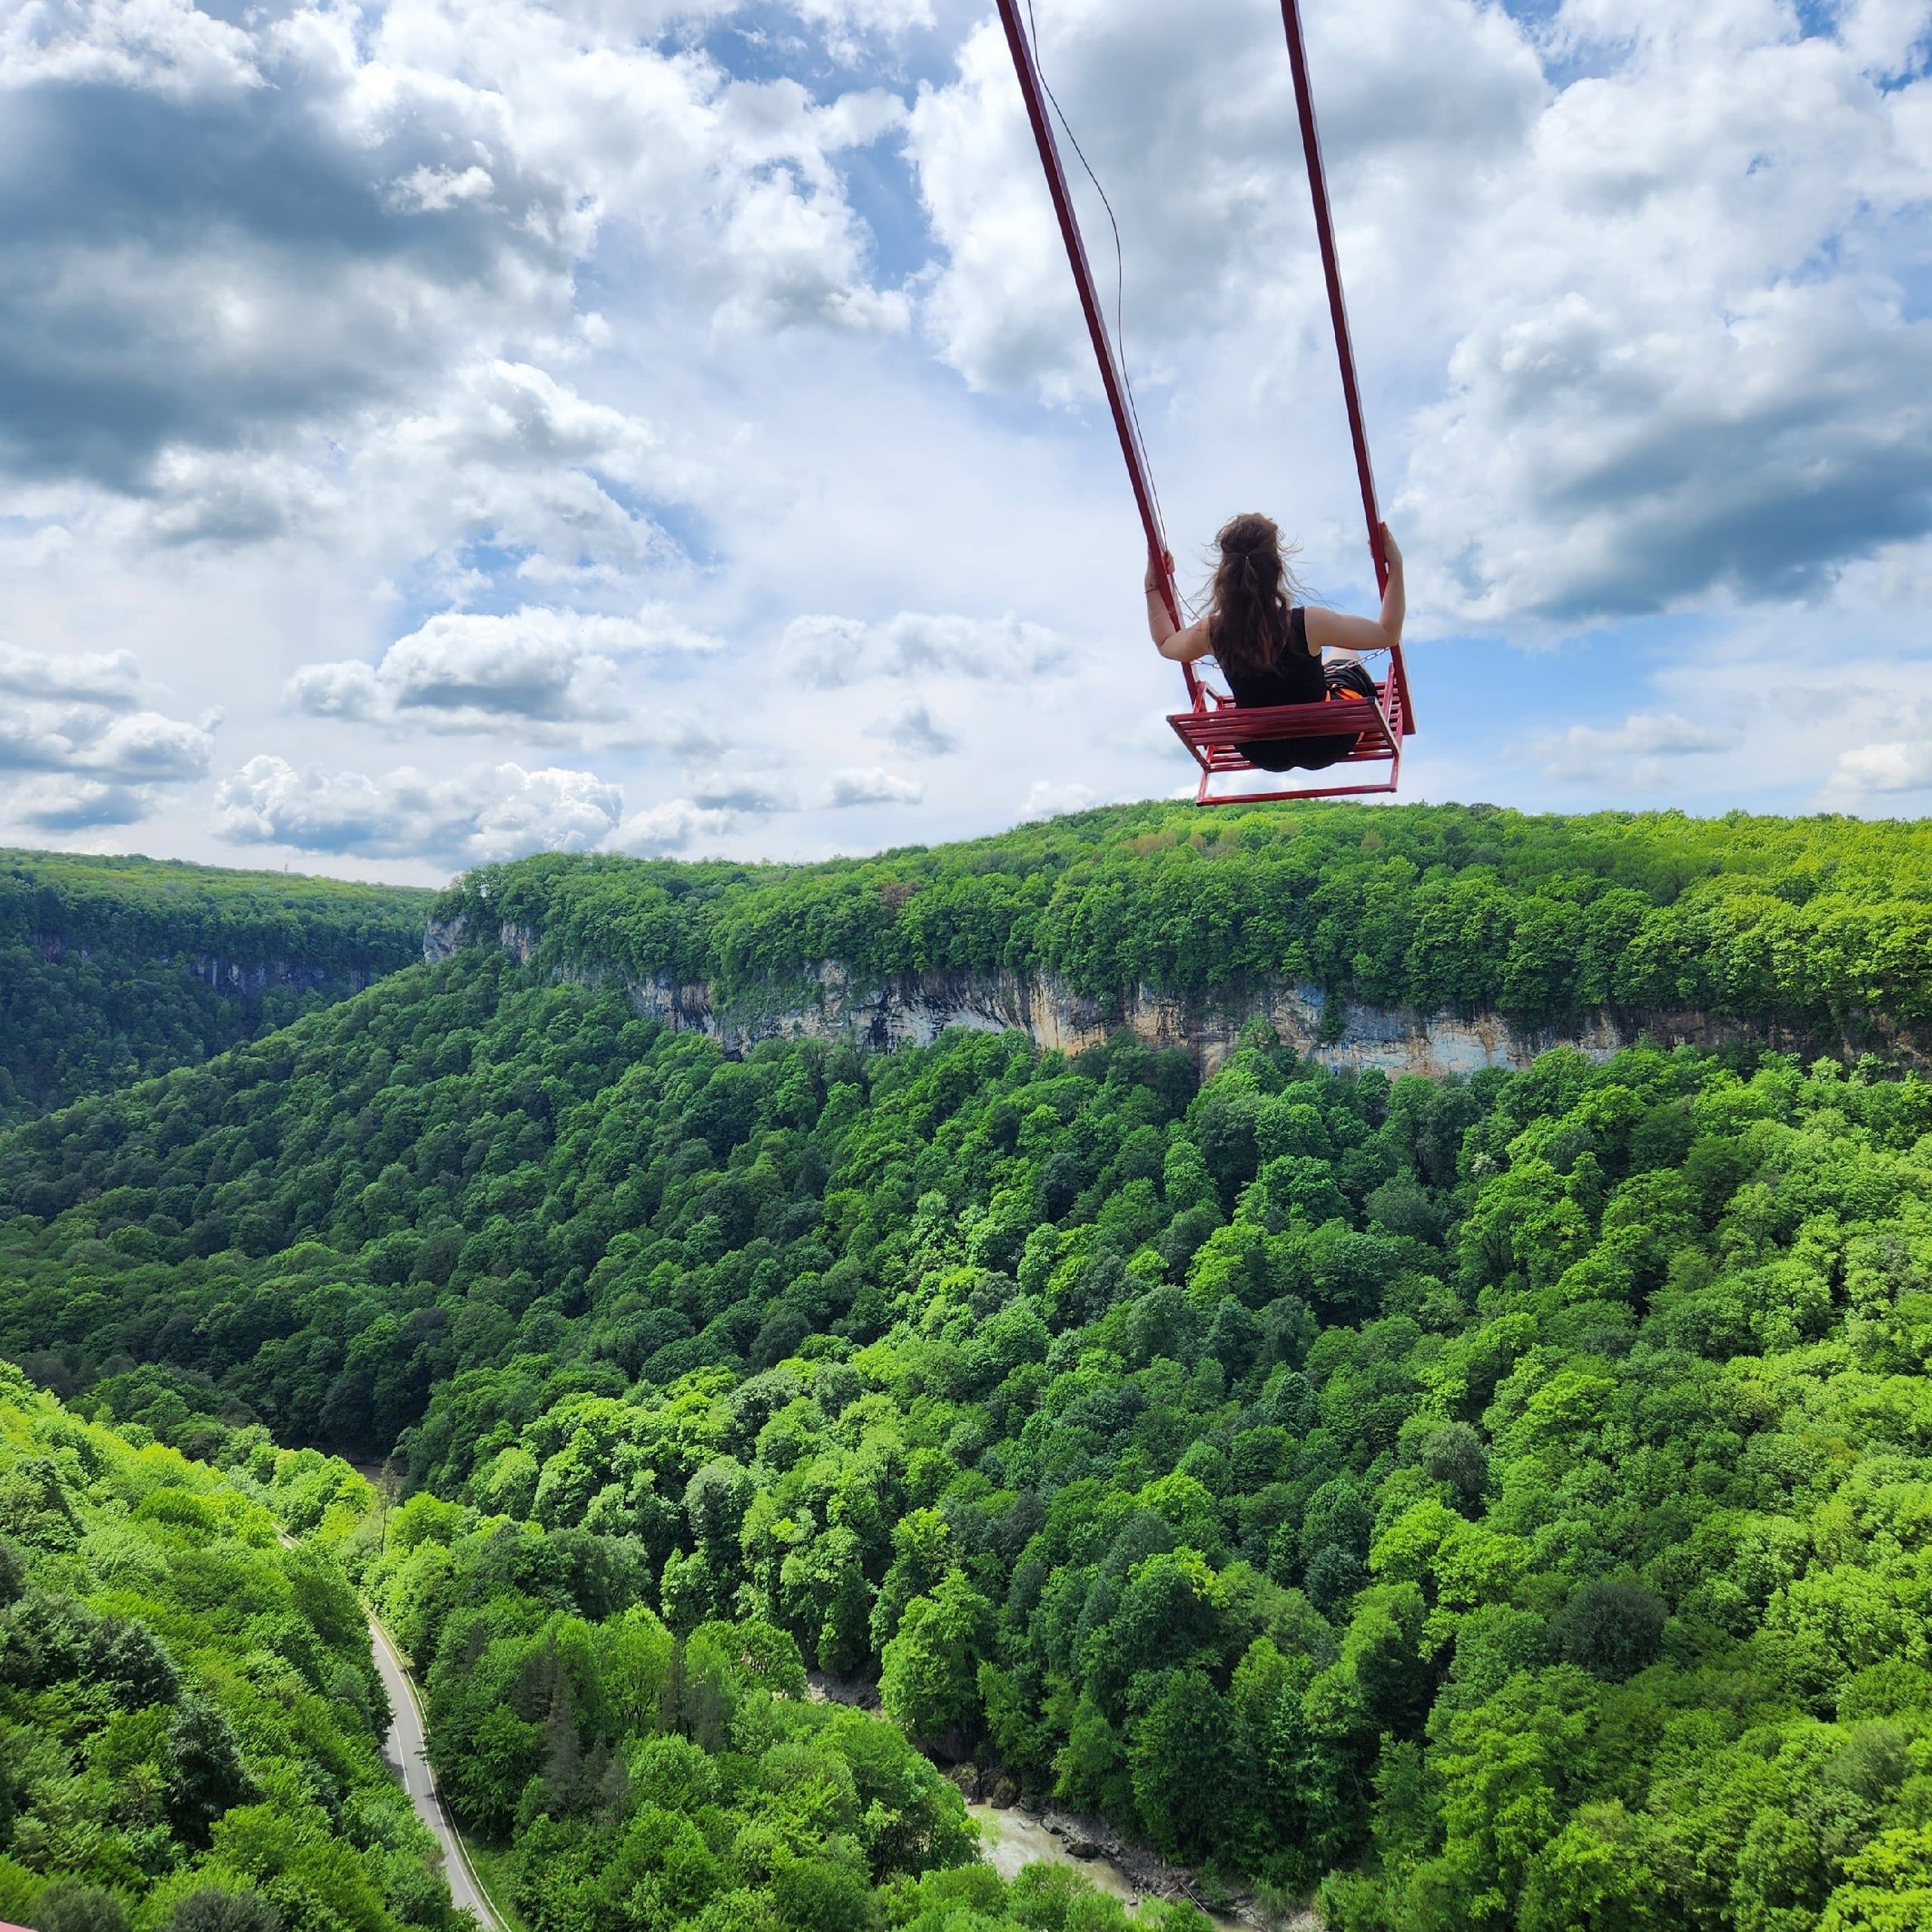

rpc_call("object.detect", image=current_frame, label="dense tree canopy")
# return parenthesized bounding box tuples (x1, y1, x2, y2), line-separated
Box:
(6, 809, 1932, 1929)
(441, 802, 1932, 1037)
(0, 849, 431, 1124)
(329, 1458, 1201, 1932)
(0, 1365, 450, 1932)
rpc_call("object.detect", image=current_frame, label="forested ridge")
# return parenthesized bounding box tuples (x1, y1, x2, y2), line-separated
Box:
(4, 808, 1932, 1929)
(0, 849, 432, 1125)
(441, 804, 1932, 1038)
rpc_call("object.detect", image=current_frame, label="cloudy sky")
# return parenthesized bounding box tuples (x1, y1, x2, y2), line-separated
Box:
(1, 0, 1927, 883)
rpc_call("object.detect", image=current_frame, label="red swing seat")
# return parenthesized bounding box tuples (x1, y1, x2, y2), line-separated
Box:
(1168, 656, 1411, 804)
(997, 0, 1417, 806)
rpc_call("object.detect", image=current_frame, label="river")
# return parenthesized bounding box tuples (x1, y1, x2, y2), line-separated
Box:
(969, 1803, 1142, 1903)
(966, 1804, 1244, 1926)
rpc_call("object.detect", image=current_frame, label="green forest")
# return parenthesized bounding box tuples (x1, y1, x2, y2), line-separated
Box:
(0, 851, 432, 1125)
(439, 802, 1932, 1036)
(287, 1447, 1205, 1932)
(3, 805, 1932, 1932)
(0, 1364, 449, 1932)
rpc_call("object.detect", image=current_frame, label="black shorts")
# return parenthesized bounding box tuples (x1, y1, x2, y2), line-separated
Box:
(1244, 660, 1379, 773)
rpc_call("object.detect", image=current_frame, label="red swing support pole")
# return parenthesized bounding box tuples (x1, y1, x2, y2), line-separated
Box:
(1277, 0, 1414, 736)
(995, 0, 1414, 800)
(992, 0, 1201, 707)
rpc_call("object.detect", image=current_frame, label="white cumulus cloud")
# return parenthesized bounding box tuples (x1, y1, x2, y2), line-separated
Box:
(1826, 740, 1932, 799)
(823, 766, 923, 807)
(782, 611, 1064, 688)
(1533, 710, 1741, 789)
(9, 777, 159, 832)
(0, 643, 142, 706)
(211, 755, 622, 863)
(906, 0, 1543, 399)
(687, 763, 798, 814)
(288, 604, 721, 737)
(863, 700, 960, 757)
(606, 796, 743, 857)
(0, 645, 216, 828)
(1020, 778, 1097, 822)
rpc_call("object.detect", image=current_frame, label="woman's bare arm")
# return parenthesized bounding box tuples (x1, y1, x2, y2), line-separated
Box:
(1158, 620, 1214, 663)
(1306, 524, 1405, 657)
(1145, 551, 1214, 662)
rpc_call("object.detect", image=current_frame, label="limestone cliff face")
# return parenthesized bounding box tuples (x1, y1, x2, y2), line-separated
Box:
(187, 955, 378, 996)
(32, 932, 376, 999)
(424, 913, 1818, 1078)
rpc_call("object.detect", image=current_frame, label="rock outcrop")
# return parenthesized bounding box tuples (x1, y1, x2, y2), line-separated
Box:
(32, 931, 376, 999)
(426, 913, 1821, 1078)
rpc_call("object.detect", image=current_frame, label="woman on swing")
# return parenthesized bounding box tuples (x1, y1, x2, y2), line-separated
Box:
(1145, 512, 1405, 773)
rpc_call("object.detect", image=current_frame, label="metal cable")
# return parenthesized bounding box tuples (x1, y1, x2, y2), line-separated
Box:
(1020, 1, 1192, 611)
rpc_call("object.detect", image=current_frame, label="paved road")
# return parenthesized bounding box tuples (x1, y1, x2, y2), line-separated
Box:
(366, 1613, 502, 1929)
(271, 1528, 500, 1926)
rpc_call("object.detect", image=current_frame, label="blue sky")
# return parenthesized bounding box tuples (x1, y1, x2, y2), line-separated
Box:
(0, 0, 1927, 880)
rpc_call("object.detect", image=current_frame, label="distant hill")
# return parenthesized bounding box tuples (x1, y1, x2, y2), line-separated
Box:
(432, 802, 1932, 1069)
(0, 848, 433, 1122)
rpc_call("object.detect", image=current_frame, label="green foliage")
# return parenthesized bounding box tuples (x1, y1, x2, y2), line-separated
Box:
(8, 806, 1932, 1927)
(339, 1475, 989, 1932)
(435, 801, 1932, 1035)
(0, 1364, 446, 1932)
(0, 848, 429, 1125)
(879, 1574, 994, 1747)
(1547, 1578, 1666, 1681)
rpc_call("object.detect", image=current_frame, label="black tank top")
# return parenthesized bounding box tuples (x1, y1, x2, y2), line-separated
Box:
(1219, 607, 1324, 709)
(1214, 607, 1360, 774)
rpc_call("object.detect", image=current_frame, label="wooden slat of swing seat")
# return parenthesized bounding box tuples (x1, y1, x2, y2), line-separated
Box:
(1167, 676, 1404, 805)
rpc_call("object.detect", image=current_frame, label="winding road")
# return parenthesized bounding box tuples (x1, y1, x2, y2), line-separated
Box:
(275, 1528, 501, 1929)
(367, 1612, 503, 1929)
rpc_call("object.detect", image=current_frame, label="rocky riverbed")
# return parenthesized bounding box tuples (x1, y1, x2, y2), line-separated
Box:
(804, 1678, 1318, 1930)
(958, 1777, 1310, 1930)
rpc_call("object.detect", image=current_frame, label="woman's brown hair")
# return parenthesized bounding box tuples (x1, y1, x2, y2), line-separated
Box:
(1208, 512, 1304, 678)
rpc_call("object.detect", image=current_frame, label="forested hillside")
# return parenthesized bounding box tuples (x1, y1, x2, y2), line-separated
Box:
(0, 1364, 451, 1932)
(5, 806, 1932, 1929)
(239, 1445, 1192, 1932)
(438, 804, 1932, 1038)
(0, 850, 432, 1124)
